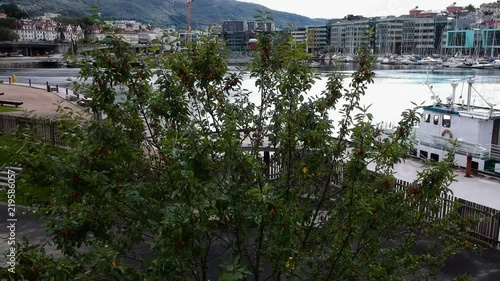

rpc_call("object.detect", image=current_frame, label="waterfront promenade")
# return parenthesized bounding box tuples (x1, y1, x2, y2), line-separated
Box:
(0, 82, 81, 118)
(368, 159, 500, 210)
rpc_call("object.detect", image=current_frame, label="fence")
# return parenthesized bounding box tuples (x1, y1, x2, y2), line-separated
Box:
(2, 115, 500, 249)
(266, 156, 500, 249)
(0, 114, 65, 146)
(393, 177, 500, 248)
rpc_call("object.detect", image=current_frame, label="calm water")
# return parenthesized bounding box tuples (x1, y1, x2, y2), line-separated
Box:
(1, 65, 499, 125)
(241, 64, 500, 125)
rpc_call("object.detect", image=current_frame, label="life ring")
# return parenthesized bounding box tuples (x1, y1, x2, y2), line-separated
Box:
(441, 129, 453, 139)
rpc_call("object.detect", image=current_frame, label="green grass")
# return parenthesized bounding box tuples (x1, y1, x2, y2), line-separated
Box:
(0, 106, 21, 113)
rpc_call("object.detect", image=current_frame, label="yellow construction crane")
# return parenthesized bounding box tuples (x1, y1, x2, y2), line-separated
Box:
(186, 0, 192, 44)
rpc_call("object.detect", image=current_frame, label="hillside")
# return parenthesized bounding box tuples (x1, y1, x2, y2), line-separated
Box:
(10, 0, 327, 28)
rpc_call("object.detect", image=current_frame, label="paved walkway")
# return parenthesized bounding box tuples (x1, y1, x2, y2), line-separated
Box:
(0, 82, 82, 118)
(368, 159, 500, 210)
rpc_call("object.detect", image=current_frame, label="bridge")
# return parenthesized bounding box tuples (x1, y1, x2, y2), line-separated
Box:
(0, 41, 71, 56)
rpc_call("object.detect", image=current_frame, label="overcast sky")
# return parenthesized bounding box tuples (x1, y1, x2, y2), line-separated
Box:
(236, 0, 488, 19)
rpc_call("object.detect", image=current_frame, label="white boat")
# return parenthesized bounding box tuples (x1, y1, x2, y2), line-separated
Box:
(442, 58, 464, 68)
(420, 57, 440, 65)
(381, 58, 396, 65)
(308, 61, 321, 68)
(409, 79, 500, 174)
(341, 55, 355, 63)
(470, 63, 498, 69)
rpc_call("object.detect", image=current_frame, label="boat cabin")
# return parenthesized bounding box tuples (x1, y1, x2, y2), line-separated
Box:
(413, 79, 500, 173)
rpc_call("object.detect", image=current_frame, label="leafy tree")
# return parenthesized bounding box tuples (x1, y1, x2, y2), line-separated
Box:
(0, 26, 18, 41)
(465, 4, 476, 13)
(0, 3, 28, 19)
(56, 16, 96, 30)
(0, 17, 15, 28)
(0, 14, 474, 281)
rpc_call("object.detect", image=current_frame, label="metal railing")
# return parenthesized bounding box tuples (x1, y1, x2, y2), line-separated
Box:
(411, 130, 500, 161)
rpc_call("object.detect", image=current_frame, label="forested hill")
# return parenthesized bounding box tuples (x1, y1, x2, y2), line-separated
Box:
(13, 0, 327, 28)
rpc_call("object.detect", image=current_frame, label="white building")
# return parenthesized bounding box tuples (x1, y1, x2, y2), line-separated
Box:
(138, 29, 162, 44)
(330, 18, 373, 54)
(115, 32, 139, 44)
(38, 12, 61, 20)
(289, 27, 307, 44)
(11, 19, 58, 42)
(104, 20, 147, 32)
(480, 0, 500, 15)
(59, 24, 83, 42)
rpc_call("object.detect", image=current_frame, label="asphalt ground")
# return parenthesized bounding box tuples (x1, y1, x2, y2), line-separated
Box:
(1, 203, 500, 280)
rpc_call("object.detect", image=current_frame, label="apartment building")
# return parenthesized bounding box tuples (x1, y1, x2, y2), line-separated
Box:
(375, 17, 409, 54)
(246, 21, 275, 32)
(290, 27, 307, 44)
(306, 25, 328, 54)
(10, 19, 59, 42)
(326, 14, 460, 55)
(416, 18, 439, 54)
(329, 18, 373, 54)
(222, 21, 247, 33)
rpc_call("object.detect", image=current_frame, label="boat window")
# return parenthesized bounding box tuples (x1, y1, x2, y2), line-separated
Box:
(430, 153, 439, 162)
(442, 114, 451, 128)
(433, 115, 439, 125)
(424, 113, 430, 123)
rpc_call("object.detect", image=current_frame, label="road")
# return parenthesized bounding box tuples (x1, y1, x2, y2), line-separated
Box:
(1, 203, 500, 280)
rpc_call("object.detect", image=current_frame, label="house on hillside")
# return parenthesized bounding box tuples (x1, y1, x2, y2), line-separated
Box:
(85, 25, 107, 42)
(10, 19, 58, 42)
(481, 0, 500, 16)
(446, 2, 464, 14)
(58, 24, 83, 42)
(37, 12, 61, 21)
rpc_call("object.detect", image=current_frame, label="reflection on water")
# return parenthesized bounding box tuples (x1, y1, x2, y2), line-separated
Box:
(1, 65, 499, 124)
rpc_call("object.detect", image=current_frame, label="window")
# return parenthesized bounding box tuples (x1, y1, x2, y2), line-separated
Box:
(424, 113, 430, 123)
(442, 114, 451, 128)
(472, 161, 479, 171)
(433, 115, 439, 125)
(420, 150, 428, 159)
(430, 153, 439, 162)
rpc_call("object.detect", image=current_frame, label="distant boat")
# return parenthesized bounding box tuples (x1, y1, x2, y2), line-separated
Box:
(309, 61, 321, 68)
(381, 58, 396, 65)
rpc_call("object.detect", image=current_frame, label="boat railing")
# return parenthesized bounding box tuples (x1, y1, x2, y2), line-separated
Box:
(412, 131, 500, 161)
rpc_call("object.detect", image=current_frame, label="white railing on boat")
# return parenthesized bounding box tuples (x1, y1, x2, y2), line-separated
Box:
(412, 131, 500, 161)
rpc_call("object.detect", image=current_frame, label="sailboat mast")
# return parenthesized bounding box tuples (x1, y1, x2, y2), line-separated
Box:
(491, 29, 496, 58)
